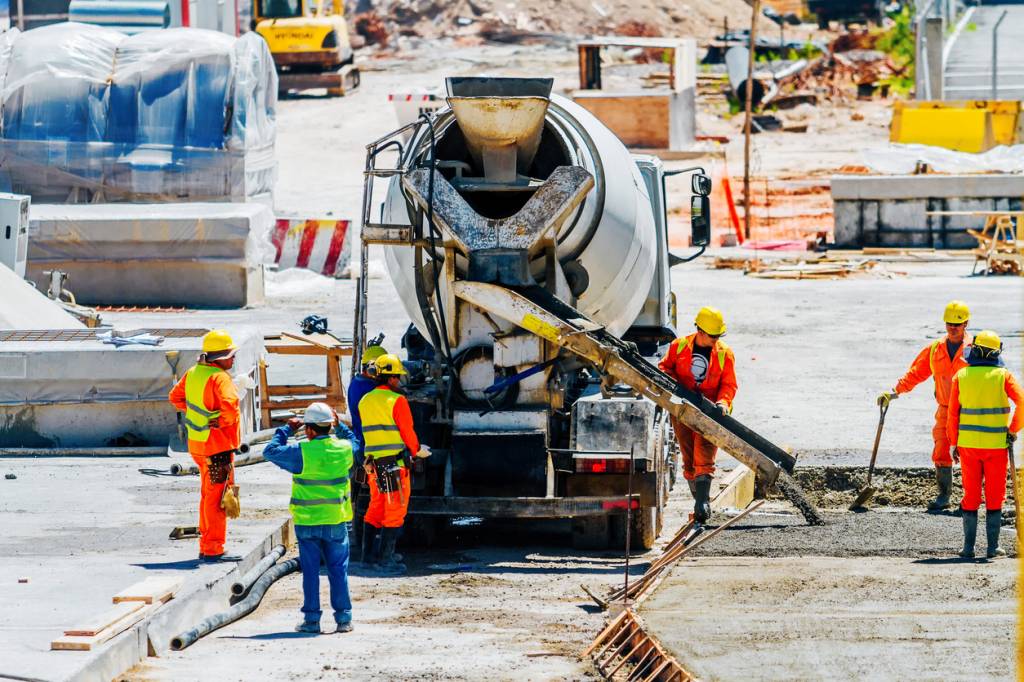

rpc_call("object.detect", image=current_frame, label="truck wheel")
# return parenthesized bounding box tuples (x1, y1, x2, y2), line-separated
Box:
(610, 506, 657, 552)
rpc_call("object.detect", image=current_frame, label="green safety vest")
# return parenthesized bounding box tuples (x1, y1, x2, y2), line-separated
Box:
(358, 388, 407, 467)
(956, 366, 1012, 449)
(290, 437, 353, 526)
(184, 364, 223, 443)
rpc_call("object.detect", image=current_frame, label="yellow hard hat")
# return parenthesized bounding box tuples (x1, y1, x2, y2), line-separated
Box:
(374, 353, 407, 376)
(943, 300, 970, 325)
(974, 329, 1002, 352)
(694, 306, 726, 336)
(362, 345, 388, 365)
(202, 329, 237, 355)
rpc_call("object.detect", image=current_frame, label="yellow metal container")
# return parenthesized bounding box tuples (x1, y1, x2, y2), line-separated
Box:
(890, 100, 1020, 152)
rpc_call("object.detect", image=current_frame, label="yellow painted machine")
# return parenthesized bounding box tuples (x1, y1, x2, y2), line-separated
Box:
(253, 0, 360, 97)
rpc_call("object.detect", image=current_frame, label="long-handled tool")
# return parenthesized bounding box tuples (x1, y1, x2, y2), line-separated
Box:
(850, 400, 889, 510)
(1008, 442, 1022, 545)
(165, 350, 186, 446)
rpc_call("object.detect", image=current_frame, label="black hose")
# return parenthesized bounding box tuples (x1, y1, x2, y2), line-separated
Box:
(170, 557, 299, 651)
(169, 450, 266, 476)
(230, 544, 285, 600)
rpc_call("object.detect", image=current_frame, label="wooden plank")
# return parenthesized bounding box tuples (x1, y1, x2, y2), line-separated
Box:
(52, 605, 151, 651)
(710, 464, 755, 511)
(571, 94, 670, 149)
(112, 576, 182, 605)
(267, 384, 326, 396)
(64, 601, 145, 636)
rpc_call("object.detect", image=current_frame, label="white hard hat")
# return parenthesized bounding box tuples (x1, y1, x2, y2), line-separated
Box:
(303, 402, 334, 426)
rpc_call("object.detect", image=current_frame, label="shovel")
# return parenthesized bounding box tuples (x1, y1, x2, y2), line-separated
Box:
(850, 400, 889, 510)
(165, 351, 187, 448)
(1008, 443, 1022, 545)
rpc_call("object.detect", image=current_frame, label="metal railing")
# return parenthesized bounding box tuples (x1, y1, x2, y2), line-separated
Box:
(991, 9, 1008, 99)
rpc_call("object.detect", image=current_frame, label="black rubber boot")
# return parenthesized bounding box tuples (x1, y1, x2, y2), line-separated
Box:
(371, 527, 407, 576)
(986, 510, 1006, 558)
(959, 509, 977, 558)
(693, 475, 713, 524)
(357, 523, 378, 566)
(927, 466, 953, 511)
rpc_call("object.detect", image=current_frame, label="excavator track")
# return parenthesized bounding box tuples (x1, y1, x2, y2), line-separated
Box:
(452, 280, 824, 525)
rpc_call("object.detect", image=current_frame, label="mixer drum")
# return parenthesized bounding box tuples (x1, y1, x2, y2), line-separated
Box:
(382, 90, 657, 340)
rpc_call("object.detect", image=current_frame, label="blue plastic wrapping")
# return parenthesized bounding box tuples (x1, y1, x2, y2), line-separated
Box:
(0, 23, 277, 202)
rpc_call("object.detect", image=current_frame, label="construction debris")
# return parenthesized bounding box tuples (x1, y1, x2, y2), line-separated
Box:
(711, 255, 900, 279)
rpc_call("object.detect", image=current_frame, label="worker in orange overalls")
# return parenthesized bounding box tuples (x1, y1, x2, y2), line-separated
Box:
(878, 301, 971, 511)
(659, 307, 737, 525)
(357, 353, 430, 575)
(169, 329, 242, 563)
(946, 330, 1023, 559)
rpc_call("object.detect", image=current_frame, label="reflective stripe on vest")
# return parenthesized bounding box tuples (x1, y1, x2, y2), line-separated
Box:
(681, 336, 728, 372)
(290, 437, 353, 526)
(358, 388, 408, 467)
(184, 365, 223, 443)
(956, 366, 1011, 449)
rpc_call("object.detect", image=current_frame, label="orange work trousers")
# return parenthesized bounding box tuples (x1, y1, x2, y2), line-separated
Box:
(959, 446, 1008, 512)
(191, 451, 234, 556)
(932, 405, 953, 467)
(671, 417, 717, 481)
(365, 466, 410, 529)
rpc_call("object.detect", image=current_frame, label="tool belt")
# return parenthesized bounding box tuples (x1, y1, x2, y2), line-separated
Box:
(370, 454, 402, 495)
(207, 451, 234, 484)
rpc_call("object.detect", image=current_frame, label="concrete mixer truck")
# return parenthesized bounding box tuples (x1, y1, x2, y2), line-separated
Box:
(354, 77, 816, 549)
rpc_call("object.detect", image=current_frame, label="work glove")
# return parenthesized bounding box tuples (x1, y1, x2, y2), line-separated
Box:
(416, 444, 432, 459)
(714, 401, 730, 415)
(950, 446, 959, 465)
(877, 390, 899, 408)
(1009, 432, 1018, 447)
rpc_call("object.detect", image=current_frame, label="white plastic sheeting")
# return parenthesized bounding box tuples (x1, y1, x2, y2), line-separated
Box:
(0, 23, 277, 203)
(863, 143, 1024, 175)
(0, 262, 85, 330)
(0, 326, 261, 405)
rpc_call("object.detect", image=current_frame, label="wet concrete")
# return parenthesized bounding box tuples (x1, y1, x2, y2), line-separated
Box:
(696, 507, 1017, 559)
(639, 556, 1015, 681)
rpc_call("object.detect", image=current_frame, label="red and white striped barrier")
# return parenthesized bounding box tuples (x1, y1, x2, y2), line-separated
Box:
(271, 218, 351, 277)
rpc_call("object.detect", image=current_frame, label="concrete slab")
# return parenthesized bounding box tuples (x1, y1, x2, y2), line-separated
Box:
(0, 262, 83, 329)
(0, 456, 294, 682)
(639, 555, 1015, 680)
(831, 174, 1024, 201)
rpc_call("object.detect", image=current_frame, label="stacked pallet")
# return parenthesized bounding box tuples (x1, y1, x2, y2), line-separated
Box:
(51, 577, 181, 651)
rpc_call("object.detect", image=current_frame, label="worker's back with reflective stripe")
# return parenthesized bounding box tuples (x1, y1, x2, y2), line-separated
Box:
(290, 437, 353, 526)
(358, 387, 407, 467)
(184, 365, 222, 443)
(956, 366, 1011, 449)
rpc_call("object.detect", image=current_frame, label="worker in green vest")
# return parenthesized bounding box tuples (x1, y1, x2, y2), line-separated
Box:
(947, 331, 1023, 559)
(264, 401, 358, 634)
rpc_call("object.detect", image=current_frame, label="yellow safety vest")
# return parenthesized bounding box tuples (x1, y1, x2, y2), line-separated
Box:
(183, 364, 223, 443)
(956, 366, 1011, 449)
(358, 387, 407, 467)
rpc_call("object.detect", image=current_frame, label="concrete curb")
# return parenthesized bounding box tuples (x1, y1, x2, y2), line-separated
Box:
(64, 518, 293, 682)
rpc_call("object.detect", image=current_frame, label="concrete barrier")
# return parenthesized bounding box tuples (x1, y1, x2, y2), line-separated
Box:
(831, 173, 1024, 248)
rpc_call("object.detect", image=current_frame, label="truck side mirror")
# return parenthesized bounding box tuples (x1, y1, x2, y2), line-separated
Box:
(691, 173, 712, 197)
(691, 195, 711, 247)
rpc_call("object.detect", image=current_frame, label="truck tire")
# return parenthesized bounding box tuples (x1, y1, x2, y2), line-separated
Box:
(610, 506, 658, 551)
(405, 516, 442, 546)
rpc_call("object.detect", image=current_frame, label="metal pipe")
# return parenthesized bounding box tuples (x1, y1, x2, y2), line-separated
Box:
(914, 0, 939, 99)
(0, 446, 166, 458)
(169, 449, 267, 476)
(992, 10, 1008, 100)
(230, 544, 285, 599)
(743, 0, 761, 241)
(171, 557, 299, 650)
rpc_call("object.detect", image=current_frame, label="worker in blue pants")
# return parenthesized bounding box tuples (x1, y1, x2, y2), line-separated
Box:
(264, 402, 361, 634)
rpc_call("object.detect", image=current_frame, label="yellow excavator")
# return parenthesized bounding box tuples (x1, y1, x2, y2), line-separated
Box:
(252, 0, 360, 97)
